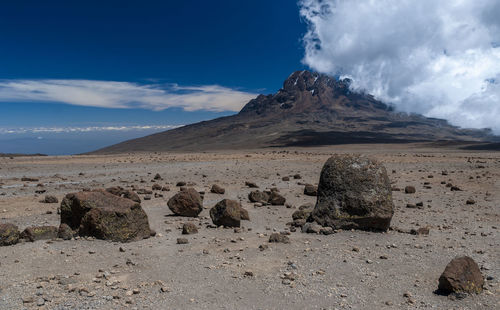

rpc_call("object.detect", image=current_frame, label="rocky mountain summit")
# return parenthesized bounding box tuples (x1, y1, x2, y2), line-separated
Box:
(91, 70, 495, 154)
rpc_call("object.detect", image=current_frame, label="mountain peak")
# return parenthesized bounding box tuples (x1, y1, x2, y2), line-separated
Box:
(239, 70, 368, 115)
(90, 70, 495, 154)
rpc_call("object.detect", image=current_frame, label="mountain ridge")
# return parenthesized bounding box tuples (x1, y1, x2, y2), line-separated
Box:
(89, 70, 496, 154)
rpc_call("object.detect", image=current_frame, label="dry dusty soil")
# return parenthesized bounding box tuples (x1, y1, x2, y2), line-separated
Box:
(0, 144, 499, 309)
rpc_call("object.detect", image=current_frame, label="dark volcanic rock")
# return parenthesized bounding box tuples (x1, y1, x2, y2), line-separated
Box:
(438, 256, 484, 294)
(310, 155, 394, 231)
(240, 207, 250, 221)
(60, 189, 152, 242)
(268, 233, 290, 244)
(0, 223, 20, 246)
(245, 181, 259, 188)
(268, 191, 286, 205)
(182, 223, 198, 235)
(21, 226, 58, 242)
(304, 184, 318, 196)
(106, 187, 141, 203)
(43, 195, 59, 203)
(210, 184, 225, 194)
(248, 190, 270, 203)
(58, 223, 74, 240)
(210, 199, 241, 227)
(404, 186, 416, 194)
(167, 188, 203, 217)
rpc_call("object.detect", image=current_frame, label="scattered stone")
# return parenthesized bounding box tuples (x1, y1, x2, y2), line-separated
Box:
(243, 181, 258, 188)
(167, 188, 203, 217)
(410, 227, 430, 235)
(106, 187, 141, 203)
(154, 173, 162, 180)
(303, 184, 318, 196)
(240, 207, 250, 221)
(293, 174, 302, 179)
(152, 184, 162, 191)
(248, 190, 269, 203)
(466, 199, 476, 205)
(176, 181, 186, 187)
(21, 226, 58, 242)
(310, 155, 394, 231)
(269, 233, 290, 244)
(177, 238, 189, 244)
(210, 199, 241, 227)
(182, 223, 198, 234)
(0, 223, 20, 246)
(21, 177, 39, 182)
(282, 176, 290, 181)
(259, 244, 269, 251)
(268, 191, 286, 205)
(405, 186, 416, 194)
(60, 189, 152, 242)
(210, 184, 225, 194)
(438, 256, 484, 294)
(244, 271, 254, 277)
(42, 195, 58, 203)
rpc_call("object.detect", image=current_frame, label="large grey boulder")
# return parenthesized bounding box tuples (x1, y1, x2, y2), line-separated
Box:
(310, 155, 394, 231)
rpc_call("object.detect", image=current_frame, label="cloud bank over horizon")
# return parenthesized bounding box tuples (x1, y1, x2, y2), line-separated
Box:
(0, 125, 182, 135)
(300, 0, 500, 132)
(0, 79, 257, 112)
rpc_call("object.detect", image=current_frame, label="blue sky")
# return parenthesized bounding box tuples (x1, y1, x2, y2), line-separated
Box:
(0, 0, 306, 154)
(2, 1, 499, 154)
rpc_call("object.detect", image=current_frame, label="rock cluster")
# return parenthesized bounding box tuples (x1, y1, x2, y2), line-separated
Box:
(248, 190, 286, 205)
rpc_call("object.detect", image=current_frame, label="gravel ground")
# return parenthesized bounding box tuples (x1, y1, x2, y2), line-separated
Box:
(0, 144, 498, 309)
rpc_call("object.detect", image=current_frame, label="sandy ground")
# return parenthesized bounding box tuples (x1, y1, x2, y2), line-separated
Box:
(0, 144, 499, 309)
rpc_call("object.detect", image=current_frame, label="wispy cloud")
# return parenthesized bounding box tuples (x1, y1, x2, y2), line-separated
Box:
(0, 79, 257, 112)
(0, 125, 182, 134)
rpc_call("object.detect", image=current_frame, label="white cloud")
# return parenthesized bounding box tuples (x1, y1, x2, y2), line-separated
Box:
(300, 0, 500, 132)
(0, 79, 257, 112)
(0, 125, 182, 134)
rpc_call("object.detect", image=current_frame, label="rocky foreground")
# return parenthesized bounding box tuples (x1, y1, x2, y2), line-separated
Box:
(0, 144, 498, 309)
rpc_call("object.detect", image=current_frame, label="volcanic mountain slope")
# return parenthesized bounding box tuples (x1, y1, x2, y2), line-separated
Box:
(91, 71, 495, 153)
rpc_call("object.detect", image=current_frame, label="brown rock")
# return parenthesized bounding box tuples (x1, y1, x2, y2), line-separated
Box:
(58, 223, 74, 240)
(248, 190, 269, 203)
(268, 191, 286, 205)
(177, 238, 189, 244)
(210, 184, 225, 194)
(21, 226, 58, 242)
(303, 184, 318, 196)
(167, 188, 203, 217)
(438, 256, 484, 294)
(0, 223, 20, 246)
(240, 207, 250, 221)
(405, 186, 416, 194)
(245, 181, 259, 188)
(210, 199, 241, 227)
(60, 189, 152, 242)
(269, 233, 290, 244)
(182, 223, 198, 234)
(43, 195, 59, 203)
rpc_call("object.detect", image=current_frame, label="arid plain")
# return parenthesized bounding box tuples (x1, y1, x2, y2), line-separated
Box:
(0, 144, 499, 309)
